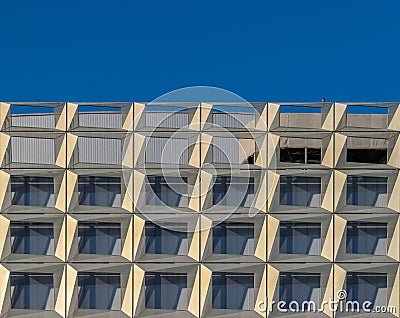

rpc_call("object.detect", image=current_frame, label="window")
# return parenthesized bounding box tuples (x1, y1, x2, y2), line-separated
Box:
(347, 176, 387, 207)
(78, 176, 122, 207)
(280, 176, 321, 207)
(280, 148, 321, 164)
(279, 222, 321, 255)
(346, 222, 387, 255)
(145, 222, 187, 255)
(346, 273, 387, 307)
(78, 222, 121, 255)
(213, 222, 254, 255)
(11, 222, 54, 255)
(145, 272, 188, 310)
(279, 272, 320, 309)
(10, 273, 54, 310)
(347, 149, 387, 164)
(78, 273, 121, 310)
(213, 176, 254, 207)
(11, 176, 54, 207)
(212, 273, 254, 310)
(147, 176, 188, 207)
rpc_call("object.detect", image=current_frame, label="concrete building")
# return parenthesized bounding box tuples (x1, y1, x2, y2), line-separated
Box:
(0, 101, 398, 317)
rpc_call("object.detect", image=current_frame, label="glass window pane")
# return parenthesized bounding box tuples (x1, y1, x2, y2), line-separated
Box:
(78, 222, 121, 255)
(279, 272, 320, 309)
(78, 273, 121, 310)
(213, 222, 254, 255)
(347, 176, 387, 207)
(280, 176, 321, 207)
(212, 273, 254, 310)
(346, 272, 387, 307)
(279, 222, 321, 255)
(145, 272, 188, 310)
(78, 176, 122, 207)
(145, 222, 187, 255)
(146, 176, 188, 207)
(213, 176, 254, 207)
(10, 273, 54, 310)
(10, 222, 54, 255)
(11, 177, 54, 207)
(346, 222, 387, 255)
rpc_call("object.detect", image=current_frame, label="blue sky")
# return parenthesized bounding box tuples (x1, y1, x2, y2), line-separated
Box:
(0, 0, 399, 102)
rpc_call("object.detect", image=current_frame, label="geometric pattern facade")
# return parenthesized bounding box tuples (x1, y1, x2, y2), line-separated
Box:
(0, 102, 398, 317)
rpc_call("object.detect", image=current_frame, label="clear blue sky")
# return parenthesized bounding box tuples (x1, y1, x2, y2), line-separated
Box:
(0, 0, 399, 102)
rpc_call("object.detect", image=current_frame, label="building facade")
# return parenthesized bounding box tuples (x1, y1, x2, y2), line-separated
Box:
(0, 101, 398, 317)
